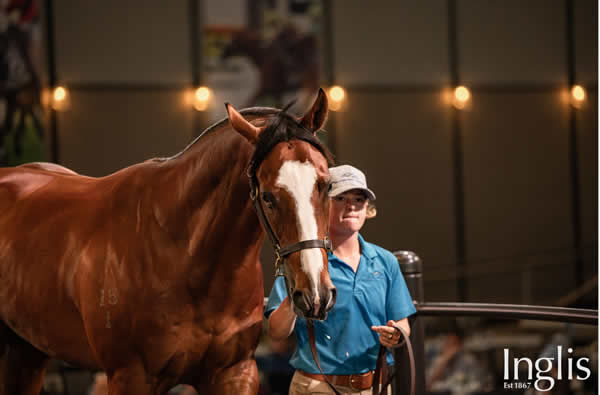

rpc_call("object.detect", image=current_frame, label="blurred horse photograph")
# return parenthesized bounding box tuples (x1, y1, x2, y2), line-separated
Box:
(0, 89, 335, 394)
(221, 25, 320, 107)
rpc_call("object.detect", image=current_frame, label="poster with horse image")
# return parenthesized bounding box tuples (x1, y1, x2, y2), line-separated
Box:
(203, 0, 322, 119)
(0, 0, 45, 166)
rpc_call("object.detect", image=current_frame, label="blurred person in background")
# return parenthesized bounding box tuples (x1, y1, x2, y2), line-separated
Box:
(425, 319, 493, 395)
(256, 329, 297, 395)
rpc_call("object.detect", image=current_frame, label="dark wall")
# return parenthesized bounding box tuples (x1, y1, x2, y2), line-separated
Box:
(47, 0, 598, 305)
(328, 0, 597, 304)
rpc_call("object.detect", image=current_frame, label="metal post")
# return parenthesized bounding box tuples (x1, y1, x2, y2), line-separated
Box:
(394, 251, 426, 395)
(45, 0, 59, 163)
(564, 0, 584, 289)
(322, 0, 338, 157)
(446, 0, 468, 302)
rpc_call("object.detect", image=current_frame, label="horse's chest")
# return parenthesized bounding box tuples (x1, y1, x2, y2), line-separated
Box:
(178, 312, 262, 375)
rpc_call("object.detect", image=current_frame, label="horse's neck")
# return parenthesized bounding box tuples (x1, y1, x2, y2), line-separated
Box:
(163, 130, 263, 259)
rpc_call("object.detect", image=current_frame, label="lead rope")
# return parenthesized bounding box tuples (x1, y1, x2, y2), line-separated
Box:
(306, 321, 415, 395)
(372, 326, 415, 395)
(307, 320, 342, 395)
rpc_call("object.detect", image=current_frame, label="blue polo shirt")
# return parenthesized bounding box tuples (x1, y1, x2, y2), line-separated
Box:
(264, 234, 416, 374)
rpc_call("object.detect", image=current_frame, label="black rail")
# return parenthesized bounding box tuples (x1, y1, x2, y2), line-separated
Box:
(416, 302, 597, 325)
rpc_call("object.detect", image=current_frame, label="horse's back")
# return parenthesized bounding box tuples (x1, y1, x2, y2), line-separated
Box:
(0, 163, 89, 208)
(0, 162, 125, 263)
(19, 162, 79, 175)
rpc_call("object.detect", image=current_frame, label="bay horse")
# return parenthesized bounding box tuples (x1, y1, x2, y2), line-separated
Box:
(0, 89, 336, 394)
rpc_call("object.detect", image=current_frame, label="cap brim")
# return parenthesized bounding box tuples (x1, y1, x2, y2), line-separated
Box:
(329, 186, 376, 201)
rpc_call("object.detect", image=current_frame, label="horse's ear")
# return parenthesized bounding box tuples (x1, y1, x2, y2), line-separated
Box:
(299, 88, 328, 133)
(225, 103, 263, 144)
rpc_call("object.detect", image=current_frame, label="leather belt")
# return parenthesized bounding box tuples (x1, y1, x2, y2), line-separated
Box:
(298, 370, 380, 391)
(306, 320, 415, 395)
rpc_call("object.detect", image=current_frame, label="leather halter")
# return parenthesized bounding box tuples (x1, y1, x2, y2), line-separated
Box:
(248, 169, 332, 276)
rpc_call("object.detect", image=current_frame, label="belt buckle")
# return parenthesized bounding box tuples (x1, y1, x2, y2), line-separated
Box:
(349, 372, 371, 391)
(349, 374, 361, 391)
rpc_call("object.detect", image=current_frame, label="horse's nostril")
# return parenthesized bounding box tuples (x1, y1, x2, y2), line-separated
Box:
(327, 288, 337, 311)
(292, 290, 305, 308)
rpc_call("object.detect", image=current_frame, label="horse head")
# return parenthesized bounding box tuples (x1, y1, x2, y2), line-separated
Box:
(221, 29, 261, 62)
(226, 89, 336, 320)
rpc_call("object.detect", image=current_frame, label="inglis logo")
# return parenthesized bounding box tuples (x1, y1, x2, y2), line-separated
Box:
(504, 347, 591, 391)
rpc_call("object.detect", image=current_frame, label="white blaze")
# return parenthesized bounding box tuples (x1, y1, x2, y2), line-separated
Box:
(276, 160, 322, 296)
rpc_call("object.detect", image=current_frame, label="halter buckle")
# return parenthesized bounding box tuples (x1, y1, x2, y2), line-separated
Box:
(250, 184, 258, 201)
(324, 236, 332, 253)
(274, 249, 283, 276)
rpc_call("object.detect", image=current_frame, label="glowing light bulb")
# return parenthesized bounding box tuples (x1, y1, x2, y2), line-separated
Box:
(191, 86, 211, 111)
(571, 85, 585, 102)
(53, 86, 66, 102)
(329, 86, 345, 102)
(454, 86, 470, 103)
(50, 86, 70, 111)
(195, 86, 210, 102)
(451, 86, 471, 109)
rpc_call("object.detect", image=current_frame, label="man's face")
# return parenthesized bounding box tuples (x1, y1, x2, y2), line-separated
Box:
(329, 189, 368, 235)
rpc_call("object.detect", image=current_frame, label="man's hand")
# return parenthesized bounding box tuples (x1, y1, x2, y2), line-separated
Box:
(371, 320, 404, 348)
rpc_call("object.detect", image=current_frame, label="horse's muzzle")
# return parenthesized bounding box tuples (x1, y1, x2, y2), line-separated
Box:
(292, 287, 337, 321)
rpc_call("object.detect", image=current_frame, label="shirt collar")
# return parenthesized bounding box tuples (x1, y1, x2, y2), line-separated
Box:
(327, 233, 377, 260)
(358, 233, 377, 260)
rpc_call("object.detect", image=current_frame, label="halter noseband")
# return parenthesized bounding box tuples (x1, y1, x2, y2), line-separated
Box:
(248, 171, 332, 276)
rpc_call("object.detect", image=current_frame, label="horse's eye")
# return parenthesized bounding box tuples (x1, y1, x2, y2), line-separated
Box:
(262, 192, 275, 208)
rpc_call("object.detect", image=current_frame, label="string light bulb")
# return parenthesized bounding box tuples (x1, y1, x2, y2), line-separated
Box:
(570, 85, 586, 108)
(328, 86, 346, 111)
(452, 86, 471, 109)
(54, 87, 66, 101)
(50, 86, 70, 111)
(193, 86, 211, 111)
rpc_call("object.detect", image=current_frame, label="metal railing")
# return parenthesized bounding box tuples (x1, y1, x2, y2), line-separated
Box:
(415, 302, 596, 324)
(393, 251, 599, 395)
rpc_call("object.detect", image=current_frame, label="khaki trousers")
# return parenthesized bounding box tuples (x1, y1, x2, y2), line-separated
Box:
(288, 371, 391, 395)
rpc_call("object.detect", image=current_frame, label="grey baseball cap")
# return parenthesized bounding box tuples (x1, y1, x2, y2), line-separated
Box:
(328, 165, 376, 201)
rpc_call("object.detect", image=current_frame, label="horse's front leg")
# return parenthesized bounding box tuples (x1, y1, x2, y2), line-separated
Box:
(201, 358, 259, 395)
(0, 323, 49, 395)
(107, 364, 152, 395)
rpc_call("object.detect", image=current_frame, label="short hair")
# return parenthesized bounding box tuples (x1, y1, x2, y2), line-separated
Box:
(366, 201, 377, 219)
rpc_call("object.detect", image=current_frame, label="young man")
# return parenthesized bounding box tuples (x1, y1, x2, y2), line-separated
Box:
(265, 164, 416, 394)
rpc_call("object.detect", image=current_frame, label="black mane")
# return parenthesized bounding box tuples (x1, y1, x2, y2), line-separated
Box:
(248, 110, 334, 177)
(162, 107, 334, 169)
